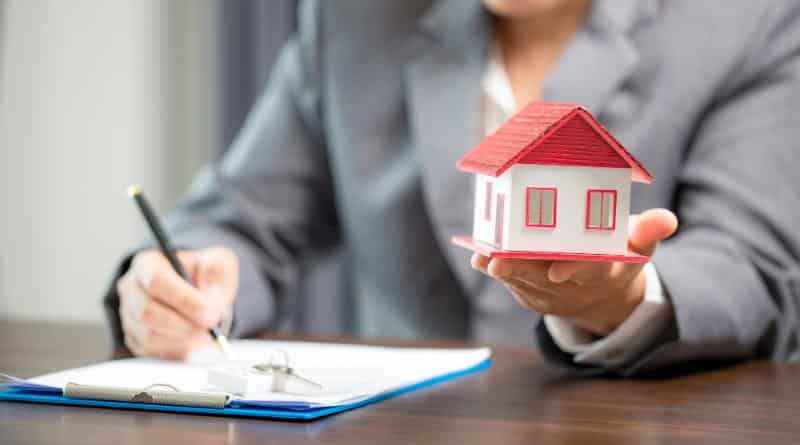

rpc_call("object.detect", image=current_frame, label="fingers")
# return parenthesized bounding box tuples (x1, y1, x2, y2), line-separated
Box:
(547, 260, 614, 285)
(118, 269, 211, 360)
(119, 277, 194, 340)
(468, 210, 678, 332)
(118, 247, 239, 360)
(194, 247, 239, 320)
(486, 258, 552, 285)
(474, 253, 600, 288)
(502, 278, 553, 313)
(473, 253, 566, 290)
(469, 253, 622, 318)
(545, 210, 678, 284)
(628, 208, 678, 256)
(119, 300, 208, 360)
(122, 314, 209, 361)
(500, 276, 593, 317)
(131, 251, 216, 328)
(194, 247, 237, 291)
(543, 209, 678, 285)
(470, 253, 490, 273)
(547, 261, 581, 283)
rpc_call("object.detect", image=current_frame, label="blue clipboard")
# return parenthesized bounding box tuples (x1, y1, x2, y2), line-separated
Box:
(0, 359, 491, 420)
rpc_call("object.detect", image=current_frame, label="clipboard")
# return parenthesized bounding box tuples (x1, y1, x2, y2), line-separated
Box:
(0, 359, 491, 420)
(0, 359, 490, 420)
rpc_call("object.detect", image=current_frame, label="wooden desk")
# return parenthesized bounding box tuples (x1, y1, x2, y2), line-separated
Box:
(2, 320, 800, 444)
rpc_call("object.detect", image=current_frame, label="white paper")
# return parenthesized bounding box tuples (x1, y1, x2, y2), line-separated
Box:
(25, 340, 491, 408)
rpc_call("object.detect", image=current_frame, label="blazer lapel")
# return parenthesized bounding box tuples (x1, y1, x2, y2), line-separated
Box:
(405, 0, 490, 291)
(404, 0, 660, 292)
(543, 0, 659, 116)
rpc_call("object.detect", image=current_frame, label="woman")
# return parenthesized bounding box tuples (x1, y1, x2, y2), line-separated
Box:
(109, 0, 800, 375)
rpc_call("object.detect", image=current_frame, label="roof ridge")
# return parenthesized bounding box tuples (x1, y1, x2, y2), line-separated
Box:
(456, 102, 653, 184)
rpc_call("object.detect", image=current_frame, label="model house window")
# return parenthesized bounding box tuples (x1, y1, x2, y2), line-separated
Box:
(586, 190, 617, 229)
(526, 187, 557, 227)
(484, 182, 493, 221)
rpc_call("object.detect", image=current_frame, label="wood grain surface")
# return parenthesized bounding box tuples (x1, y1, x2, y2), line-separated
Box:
(1, 320, 799, 444)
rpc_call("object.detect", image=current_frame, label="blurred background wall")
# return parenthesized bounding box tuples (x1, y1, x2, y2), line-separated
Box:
(0, 0, 295, 324)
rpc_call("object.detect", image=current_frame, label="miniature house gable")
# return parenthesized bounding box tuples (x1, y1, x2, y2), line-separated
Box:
(453, 102, 653, 263)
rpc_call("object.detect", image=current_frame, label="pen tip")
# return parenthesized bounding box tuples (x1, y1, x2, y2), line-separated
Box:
(127, 184, 142, 197)
(216, 335, 232, 358)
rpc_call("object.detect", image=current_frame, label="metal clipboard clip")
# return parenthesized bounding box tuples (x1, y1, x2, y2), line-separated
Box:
(63, 382, 231, 409)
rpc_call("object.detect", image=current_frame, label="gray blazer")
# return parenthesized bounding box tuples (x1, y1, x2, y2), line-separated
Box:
(105, 0, 800, 375)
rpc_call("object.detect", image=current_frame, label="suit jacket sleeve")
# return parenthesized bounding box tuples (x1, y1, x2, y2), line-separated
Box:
(537, 2, 800, 375)
(103, 0, 340, 343)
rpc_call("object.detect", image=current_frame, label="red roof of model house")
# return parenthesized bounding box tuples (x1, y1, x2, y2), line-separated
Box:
(456, 102, 653, 184)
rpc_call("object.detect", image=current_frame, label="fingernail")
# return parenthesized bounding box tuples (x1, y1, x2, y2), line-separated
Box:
(549, 271, 568, 283)
(488, 262, 505, 279)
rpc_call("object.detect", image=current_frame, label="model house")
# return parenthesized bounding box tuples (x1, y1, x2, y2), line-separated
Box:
(452, 102, 653, 263)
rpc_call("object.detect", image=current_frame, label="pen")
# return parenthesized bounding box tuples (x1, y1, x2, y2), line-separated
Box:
(126, 185, 231, 357)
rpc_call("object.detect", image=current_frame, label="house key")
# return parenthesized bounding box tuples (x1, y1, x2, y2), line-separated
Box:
(250, 349, 322, 393)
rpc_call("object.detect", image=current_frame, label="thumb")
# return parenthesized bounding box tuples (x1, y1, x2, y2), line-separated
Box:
(628, 208, 678, 257)
(194, 247, 239, 305)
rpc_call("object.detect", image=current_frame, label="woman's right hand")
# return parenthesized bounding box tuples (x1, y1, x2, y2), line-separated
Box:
(116, 246, 239, 360)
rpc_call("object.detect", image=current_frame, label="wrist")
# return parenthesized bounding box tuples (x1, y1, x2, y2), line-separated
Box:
(568, 270, 647, 336)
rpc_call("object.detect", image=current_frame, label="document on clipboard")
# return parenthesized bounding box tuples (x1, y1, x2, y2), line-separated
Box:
(0, 340, 491, 420)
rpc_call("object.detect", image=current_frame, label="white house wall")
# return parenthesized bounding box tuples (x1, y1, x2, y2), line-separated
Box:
(506, 164, 631, 254)
(472, 173, 512, 246)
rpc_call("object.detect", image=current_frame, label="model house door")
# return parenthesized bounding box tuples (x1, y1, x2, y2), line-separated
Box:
(494, 194, 505, 247)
